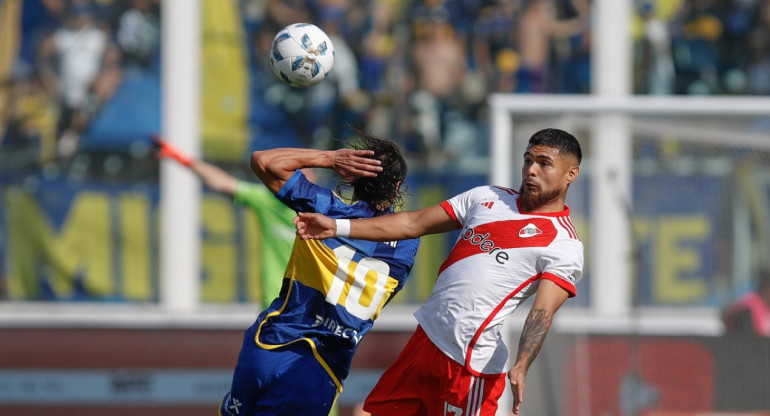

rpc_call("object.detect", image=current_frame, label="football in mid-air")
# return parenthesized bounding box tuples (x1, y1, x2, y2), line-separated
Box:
(270, 23, 335, 88)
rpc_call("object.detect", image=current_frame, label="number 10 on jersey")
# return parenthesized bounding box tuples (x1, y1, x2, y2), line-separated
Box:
(326, 245, 396, 320)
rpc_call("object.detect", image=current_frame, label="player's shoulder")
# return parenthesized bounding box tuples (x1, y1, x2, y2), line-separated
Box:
(550, 212, 582, 243)
(489, 185, 518, 196)
(461, 184, 517, 200)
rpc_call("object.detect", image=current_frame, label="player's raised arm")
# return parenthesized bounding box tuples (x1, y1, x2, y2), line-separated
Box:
(295, 204, 458, 241)
(250, 148, 383, 194)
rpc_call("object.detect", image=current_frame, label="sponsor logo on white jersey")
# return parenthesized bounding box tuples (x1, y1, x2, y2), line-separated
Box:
(461, 227, 509, 264)
(518, 223, 542, 238)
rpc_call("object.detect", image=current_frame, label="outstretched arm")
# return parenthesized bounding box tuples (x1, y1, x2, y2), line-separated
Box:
(508, 279, 569, 414)
(153, 135, 239, 195)
(250, 148, 383, 194)
(295, 204, 458, 241)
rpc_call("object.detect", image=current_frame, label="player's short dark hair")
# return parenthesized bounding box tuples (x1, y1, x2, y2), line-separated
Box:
(528, 128, 582, 164)
(339, 128, 407, 214)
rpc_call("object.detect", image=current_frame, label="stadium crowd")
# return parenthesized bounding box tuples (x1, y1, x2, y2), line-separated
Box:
(2, 0, 770, 175)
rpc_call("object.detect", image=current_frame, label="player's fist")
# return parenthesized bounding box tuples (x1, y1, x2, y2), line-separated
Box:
(294, 212, 337, 240)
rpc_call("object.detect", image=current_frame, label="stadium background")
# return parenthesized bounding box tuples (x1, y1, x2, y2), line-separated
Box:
(1, 0, 770, 415)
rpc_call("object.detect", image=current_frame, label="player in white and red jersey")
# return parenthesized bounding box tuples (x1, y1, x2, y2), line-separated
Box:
(295, 128, 583, 415)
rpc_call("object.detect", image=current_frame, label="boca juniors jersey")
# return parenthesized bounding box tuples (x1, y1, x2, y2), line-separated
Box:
(414, 185, 583, 376)
(251, 170, 420, 388)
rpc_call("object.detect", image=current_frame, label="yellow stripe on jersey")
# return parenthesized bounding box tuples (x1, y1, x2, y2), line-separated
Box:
(284, 238, 340, 297)
(253, 238, 401, 391)
(285, 238, 400, 320)
(253, 277, 344, 391)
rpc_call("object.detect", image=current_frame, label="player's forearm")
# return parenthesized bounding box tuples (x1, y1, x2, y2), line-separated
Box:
(511, 308, 554, 372)
(251, 149, 331, 178)
(190, 160, 239, 195)
(346, 205, 455, 241)
(347, 211, 421, 241)
(250, 149, 331, 192)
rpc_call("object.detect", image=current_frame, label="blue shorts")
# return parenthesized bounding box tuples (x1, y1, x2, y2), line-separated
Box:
(219, 326, 340, 416)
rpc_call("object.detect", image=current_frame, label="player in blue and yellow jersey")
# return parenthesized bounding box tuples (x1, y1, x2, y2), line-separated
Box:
(219, 132, 420, 416)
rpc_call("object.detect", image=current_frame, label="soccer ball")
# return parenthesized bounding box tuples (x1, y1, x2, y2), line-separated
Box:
(270, 23, 335, 88)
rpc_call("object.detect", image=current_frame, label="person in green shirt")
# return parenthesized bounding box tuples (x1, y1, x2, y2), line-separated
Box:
(153, 137, 301, 309)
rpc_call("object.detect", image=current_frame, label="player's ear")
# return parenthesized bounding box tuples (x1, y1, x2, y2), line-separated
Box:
(566, 164, 580, 184)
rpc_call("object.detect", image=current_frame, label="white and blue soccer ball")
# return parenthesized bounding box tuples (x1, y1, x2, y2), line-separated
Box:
(270, 23, 335, 88)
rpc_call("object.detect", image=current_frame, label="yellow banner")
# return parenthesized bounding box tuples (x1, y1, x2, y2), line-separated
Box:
(0, 0, 22, 140)
(200, 0, 250, 161)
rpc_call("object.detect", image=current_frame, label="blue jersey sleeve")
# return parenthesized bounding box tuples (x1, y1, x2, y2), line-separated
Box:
(275, 170, 378, 219)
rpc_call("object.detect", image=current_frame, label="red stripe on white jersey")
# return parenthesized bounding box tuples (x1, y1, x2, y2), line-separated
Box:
(438, 219, 557, 274)
(557, 216, 580, 240)
(441, 200, 463, 228)
(464, 274, 540, 376)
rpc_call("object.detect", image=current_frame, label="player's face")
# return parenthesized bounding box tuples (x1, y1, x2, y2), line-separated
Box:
(518, 145, 579, 212)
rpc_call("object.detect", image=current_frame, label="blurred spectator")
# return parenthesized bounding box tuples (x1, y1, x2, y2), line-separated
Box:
(745, 28, 770, 94)
(82, 43, 125, 126)
(15, 0, 67, 70)
(358, 0, 402, 96)
(718, 0, 759, 79)
(637, 1, 675, 94)
(405, 5, 467, 168)
(1, 62, 59, 167)
(673, 0, 723, 94)
(265, 0, 312, 28)
(38, 1, 107, 158)
(516, 0, 588, 93)
(472, 0, 522, 93)
(553, 0, 591, 93)
(310, 4, 370, 144)
(722, 268, 770, 336)
(115, 0, 160, 70)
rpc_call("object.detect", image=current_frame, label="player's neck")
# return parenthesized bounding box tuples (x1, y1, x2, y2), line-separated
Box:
(521, 197, 566, 213)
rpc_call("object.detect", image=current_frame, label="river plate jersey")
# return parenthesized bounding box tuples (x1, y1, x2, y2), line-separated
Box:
(253, 170, 420, 388)
(414, 185, 583, 376)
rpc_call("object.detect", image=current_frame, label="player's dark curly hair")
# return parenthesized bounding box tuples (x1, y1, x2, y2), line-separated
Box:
(528, 128, 582, 164)
(337, 128, 408, 214)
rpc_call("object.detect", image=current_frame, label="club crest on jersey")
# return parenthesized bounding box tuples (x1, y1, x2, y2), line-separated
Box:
(518, 223, 543, 238)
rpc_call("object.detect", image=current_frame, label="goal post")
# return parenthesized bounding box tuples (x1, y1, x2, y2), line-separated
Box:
(489, 93, 770, 318)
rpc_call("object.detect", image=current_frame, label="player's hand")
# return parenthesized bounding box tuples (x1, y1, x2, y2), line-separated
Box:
(508, 366, 527, 414)
(151, 134, 194, 167)
(329, 149, 382, 182)
(294, 212, 337, 240)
